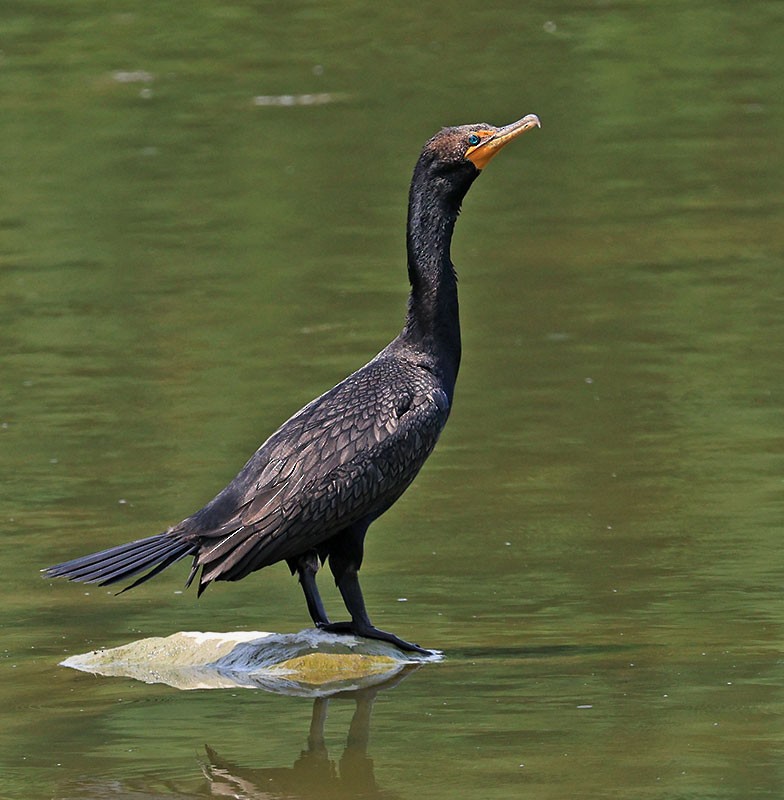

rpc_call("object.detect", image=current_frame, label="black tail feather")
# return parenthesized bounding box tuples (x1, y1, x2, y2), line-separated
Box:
(43, 533, 198, 592)
(56, 538, 177, 584)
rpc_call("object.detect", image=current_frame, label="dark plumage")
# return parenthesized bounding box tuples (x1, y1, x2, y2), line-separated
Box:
(44, 114, 540, 652)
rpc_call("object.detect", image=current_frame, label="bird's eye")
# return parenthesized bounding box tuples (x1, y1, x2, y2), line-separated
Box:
(467, 133, 481, 146)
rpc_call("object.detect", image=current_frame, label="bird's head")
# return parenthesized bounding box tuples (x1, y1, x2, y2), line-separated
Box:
(413, 114, 540, 208)
(423, 114, 541, 172)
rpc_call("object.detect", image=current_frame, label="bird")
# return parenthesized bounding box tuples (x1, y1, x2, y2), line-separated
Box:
(43, 113, 541, 653)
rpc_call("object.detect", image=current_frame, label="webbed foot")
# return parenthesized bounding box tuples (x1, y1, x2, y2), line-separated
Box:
(317, 620, 430, 654)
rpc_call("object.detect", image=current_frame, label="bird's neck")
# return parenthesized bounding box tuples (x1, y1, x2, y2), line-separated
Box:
(400, 167, 469, 392)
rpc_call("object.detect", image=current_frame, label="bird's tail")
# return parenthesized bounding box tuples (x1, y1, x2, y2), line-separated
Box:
(42, 532, 198, 594)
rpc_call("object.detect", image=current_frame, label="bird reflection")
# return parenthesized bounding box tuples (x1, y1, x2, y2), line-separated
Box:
(52, 665, 419, 800)
(202, 674, 413, 799)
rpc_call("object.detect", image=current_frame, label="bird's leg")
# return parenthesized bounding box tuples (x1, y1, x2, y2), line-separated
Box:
(320, 544, 429, 654)
(292, 551, 330, 627)
(334, 567, 428, 653)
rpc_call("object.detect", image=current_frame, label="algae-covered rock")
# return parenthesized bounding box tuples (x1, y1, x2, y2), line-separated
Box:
(61, 629, 439, 695)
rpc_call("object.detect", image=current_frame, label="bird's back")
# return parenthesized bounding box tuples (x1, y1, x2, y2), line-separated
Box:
(179, 341, 452, 586)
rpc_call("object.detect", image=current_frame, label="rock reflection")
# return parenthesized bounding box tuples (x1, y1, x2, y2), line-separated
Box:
(55, 671, 415, 799)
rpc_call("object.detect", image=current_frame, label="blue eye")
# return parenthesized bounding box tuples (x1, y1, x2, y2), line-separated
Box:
(467, 133, 481, 146)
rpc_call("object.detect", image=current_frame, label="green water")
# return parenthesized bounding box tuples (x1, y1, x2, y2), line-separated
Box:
(3, 1, 784, 797)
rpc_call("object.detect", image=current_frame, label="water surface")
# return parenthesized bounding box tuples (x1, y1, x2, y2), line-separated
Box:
(2, 1, 784, 798)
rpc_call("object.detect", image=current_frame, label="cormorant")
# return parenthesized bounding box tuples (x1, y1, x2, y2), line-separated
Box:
(43, 114, 541, 653)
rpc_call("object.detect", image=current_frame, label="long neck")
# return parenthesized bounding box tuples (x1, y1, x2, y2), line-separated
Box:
(400, 160, 475, 393)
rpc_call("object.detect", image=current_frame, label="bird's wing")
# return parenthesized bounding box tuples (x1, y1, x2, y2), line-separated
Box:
(188, 359, 450, 585)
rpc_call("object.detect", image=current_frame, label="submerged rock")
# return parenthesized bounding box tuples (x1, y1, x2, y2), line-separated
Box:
(61, 629, 439, 695)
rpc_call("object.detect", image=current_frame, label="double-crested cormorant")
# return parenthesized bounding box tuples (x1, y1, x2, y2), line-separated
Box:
(44, 114, 540, 652)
